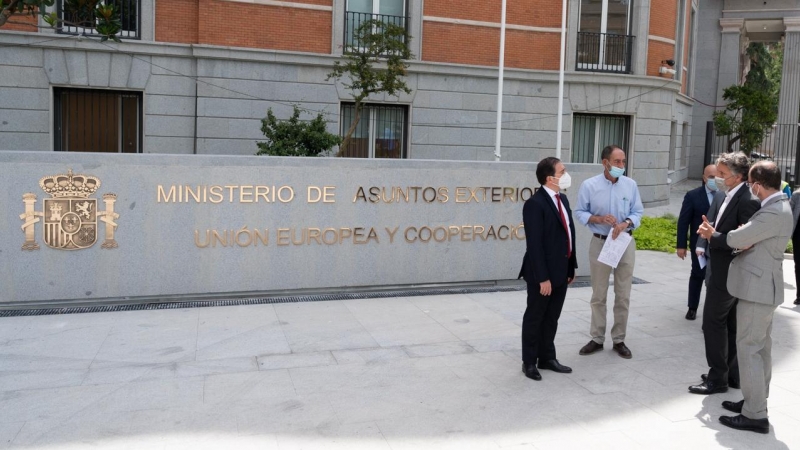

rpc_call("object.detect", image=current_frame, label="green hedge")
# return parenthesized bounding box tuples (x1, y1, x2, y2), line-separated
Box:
(633, 213, 793, 254)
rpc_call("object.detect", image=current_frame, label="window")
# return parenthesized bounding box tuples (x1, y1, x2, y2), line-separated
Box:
(57, 0, 140, 39)
(681, 122, 689, 168)
(54, 88, 143, 153)
(339, 103, 407, 158)
(571, 114, 630, 167)
(668, 121, 677, 171)
(576, 0, 634, 73)
(345, 0, 407, 50)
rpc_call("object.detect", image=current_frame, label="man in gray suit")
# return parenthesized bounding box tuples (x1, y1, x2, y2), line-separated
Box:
(698, 161, 793, 433)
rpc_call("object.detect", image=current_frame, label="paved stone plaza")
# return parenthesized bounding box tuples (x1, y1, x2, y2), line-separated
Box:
(1, 183, 799, 449)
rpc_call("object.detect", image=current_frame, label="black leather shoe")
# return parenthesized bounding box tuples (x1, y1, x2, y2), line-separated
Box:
(685, 309, 697, 320)
(719, 414, 770, 434)
(612, 342, 632, 359)
(701, 373, 739, 388)
(579, 340, 603, 355)
(537, 359, 573, 373)
(794, 298, 800, 305)
(722, 400, 744, 414)
(688, 381, 728, 395)
(522, 362, 542, 381)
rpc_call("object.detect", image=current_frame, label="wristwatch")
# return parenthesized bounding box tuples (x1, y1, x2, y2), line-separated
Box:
(624, 218, 634, 228)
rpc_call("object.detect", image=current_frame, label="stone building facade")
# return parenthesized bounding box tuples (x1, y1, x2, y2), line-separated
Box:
(1, 0, 706, 206)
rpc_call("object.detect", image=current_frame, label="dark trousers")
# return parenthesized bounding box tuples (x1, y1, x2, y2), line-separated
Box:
(522, 283, 567, 364)
(793, 226, 800, 298)
(702, 281, 739, 385)
(688, 249, 706, 310)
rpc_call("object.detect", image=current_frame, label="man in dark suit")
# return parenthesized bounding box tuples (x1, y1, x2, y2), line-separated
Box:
(676, 164, 718, 320)
(519, 157, 578, 381)
(689, 152, 760, 395)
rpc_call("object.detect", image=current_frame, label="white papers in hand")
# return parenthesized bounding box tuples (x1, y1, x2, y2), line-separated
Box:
(698, 254, 707, 270)
(597, 232, 633, 268)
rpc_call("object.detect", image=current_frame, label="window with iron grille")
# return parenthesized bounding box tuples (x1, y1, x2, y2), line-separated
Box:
(571, 114, 630, 168)
(339, 103, 408, 158)
(345, 0, 408, 52)
(576, 0, 634, 74)
(57, 0, 140, 39)
(54, 88, 143, 153)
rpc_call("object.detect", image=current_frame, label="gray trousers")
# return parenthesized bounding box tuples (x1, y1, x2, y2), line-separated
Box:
(588, 235, 636, 344)
(736, 298, 777, 420)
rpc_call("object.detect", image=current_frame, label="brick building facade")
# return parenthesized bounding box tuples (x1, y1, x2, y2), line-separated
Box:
(0, 0, 705, 206)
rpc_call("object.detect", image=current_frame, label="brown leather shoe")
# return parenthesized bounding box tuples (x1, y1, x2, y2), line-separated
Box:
(612, 342, 632, 359)
(579, 340, 603, 355)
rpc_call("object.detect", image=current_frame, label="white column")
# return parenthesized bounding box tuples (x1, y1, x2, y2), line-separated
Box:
(778, 18, 800, 125)
(716, 18, 744, 104)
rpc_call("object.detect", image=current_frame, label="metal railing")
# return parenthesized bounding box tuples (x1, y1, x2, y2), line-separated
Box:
(57, 0, 140, 39)
(576, 32, 634, 74)
(344, 11, 407, 54)
(705, 122, 800, 187)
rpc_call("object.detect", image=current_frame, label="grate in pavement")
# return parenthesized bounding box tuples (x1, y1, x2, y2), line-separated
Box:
(0, 277, 648, 318)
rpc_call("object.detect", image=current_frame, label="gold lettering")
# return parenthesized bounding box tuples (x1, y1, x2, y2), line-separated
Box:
(385, 226, 399, 243)
(308, 228, 321, 244)
(468, 187, 480, 203)
(225, 185, 237, 203)
(491, 187, 502, 202)
(291, 228, 304, 245)
(381, 187, 394, 204)
(366, 227, 379, 244)
(212, 230, 227, 247)
(418, 226, 432, 243)
(422, 187, 437, 203)
(157, 185, 176, 203)
(368, 187, 380, 203)
(186, 185, 201, 203)
(353, 227, 366, 244)
(277, 186, 294, 203)
(498, 225, 510, 240)
(277, 228, 290, 246)
(405, 226, 417, 243)
(339, 227, 352, 244)
(209, 185, 224, 203)
(433, 226, 447, 242)
(253, 229, 269, 246)
(323, 187, 335, 203)
(308, 186, 322, 203)
(485, 226, 497, 240)
(235, 227, 253, 246)
(473, 225, 485, 240)
(353, 187, 367, 202)
(256, 186, 270, 203)
(455, 187, 468, 203)
(322, 228, 337, 245)
(503, 187, 515, 203)
(437, 187, 449, 203)
(448, 226, 460, 241)
(397, 187, 410, 202)
(410, 186, 422, 202)
(194, 229, 210, 248)
(461, 225, 472, 241)
(239, 186, 253, 203)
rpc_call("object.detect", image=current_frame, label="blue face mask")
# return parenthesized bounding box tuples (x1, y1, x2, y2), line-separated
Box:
(706, 178, 718, 191)
(607, 164, 625, 179)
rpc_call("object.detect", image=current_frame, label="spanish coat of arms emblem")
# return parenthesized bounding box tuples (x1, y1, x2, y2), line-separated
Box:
(20, 169, 120, 251)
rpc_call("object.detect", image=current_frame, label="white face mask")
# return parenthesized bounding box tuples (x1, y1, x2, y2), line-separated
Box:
(554, 172, 572, 190)
(750, 183, 760, 199)
(714, 176, 729, 192)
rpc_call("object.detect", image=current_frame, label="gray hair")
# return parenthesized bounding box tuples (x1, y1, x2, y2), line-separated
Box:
(716, 152, 750, 181)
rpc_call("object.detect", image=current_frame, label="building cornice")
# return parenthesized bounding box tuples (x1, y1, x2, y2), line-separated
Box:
(785, 17, 800, 33)
(719, 18, 744, 33)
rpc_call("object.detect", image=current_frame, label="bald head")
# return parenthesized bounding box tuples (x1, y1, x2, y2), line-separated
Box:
(749, 161, 781, 191)
(702, 164, 716, 182)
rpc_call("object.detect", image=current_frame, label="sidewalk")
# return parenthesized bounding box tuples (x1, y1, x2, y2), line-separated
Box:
(1, 182, 799, 449)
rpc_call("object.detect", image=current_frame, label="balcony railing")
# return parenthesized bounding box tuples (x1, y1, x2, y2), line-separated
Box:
(576, 32, 634, 74)
(344, 11, 408, 54)
(57, 0, 140, 40)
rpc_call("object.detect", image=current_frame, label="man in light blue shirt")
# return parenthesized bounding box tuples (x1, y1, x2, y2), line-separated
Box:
(574, 145, 643, 359)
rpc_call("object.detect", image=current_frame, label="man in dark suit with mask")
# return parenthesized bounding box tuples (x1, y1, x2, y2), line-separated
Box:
(689, 152, 760, 395)
(519, 157, 578, 380)
(676, 164, 718, 320)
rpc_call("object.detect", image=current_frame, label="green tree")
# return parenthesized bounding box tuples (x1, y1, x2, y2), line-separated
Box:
(326, 18, 413, 156)
(1, 0, 122, 42)
(713, 84, 777, 154)
(256, 106, 342, 157)
(744, 42, 782, 115)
